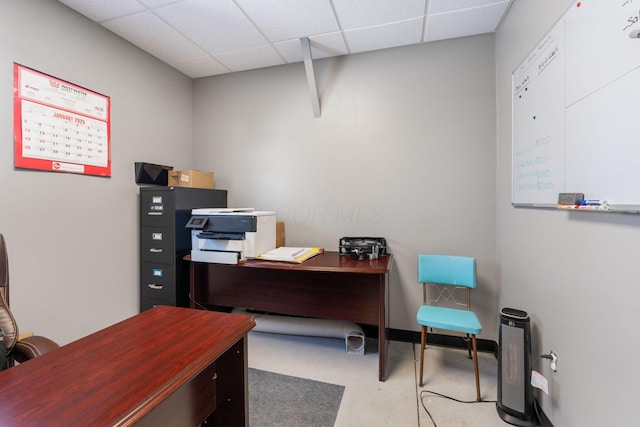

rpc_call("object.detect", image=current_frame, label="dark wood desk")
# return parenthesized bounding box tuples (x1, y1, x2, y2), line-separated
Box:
(188, 251, 393, 381)
(0, 306, 255, 426)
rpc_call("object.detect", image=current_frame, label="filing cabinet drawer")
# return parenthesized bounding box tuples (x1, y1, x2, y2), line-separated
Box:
(139, 187, 227, 312)
(140, 227, 175, 264)
(140, 191, 175, 227)
(141, 262, 176, 302)
(140, 296, 173, 312)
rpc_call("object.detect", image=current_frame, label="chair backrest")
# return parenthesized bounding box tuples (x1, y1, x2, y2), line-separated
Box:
(418, 254, 477, 310)
(0, 233, 19, 351)
(418, 254, 476, 288)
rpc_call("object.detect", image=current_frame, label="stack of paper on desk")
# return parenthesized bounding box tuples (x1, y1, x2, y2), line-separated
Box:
(257, 247, 323, 263)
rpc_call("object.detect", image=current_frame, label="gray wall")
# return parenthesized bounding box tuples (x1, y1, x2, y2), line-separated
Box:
(3, 0, 631, 425)
(0, 0, 193, 344)
(496, 1, 640, 425)
(1, 0, 498, 346)
(193, 36, 498, 335)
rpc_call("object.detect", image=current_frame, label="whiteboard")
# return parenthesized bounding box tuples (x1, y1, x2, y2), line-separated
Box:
(512, 0, 640, 207)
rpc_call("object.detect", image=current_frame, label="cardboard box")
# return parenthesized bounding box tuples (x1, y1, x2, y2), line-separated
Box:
(276, 222, 285, 248)
(168, 170, 214, 189)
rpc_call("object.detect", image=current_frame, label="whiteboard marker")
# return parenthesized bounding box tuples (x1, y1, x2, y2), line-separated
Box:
(576, 205, 608, 210)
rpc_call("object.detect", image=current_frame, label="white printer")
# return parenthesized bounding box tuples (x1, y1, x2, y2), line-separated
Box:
(186, 208, 276, 264)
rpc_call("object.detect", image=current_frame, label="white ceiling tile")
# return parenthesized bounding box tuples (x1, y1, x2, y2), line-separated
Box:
(58, 0, 513, 77)
(216, 45, 286, 72)
(175, 56, 231, 78)
(273, 32, 348, 63)
(103, 12, 208, 63)
(309, 32, 350, 59)
(137, 0, 187, 7)
(58, 0, 145, 22)
(344, 17, 423, 54)
(428, 0, 508, 15)
(333, 0, 425, 29)
(154, 0, 268, 53)
(424, 3, 507, 42)
(236, 0, 339, 42)
(272, 39, 302, 63)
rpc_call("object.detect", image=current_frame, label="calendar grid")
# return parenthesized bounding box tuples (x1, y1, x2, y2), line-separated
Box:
(13, 64, 111, 177)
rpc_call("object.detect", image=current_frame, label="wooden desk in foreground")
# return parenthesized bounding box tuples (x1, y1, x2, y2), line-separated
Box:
(188, 251, 393, 381)
(0, 306, 255, 426)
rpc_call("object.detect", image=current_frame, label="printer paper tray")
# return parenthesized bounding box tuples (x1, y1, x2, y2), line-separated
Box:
(191, 250, 240, 264)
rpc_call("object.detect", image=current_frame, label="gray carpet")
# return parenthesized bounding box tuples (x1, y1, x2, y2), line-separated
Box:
(249, 368, 345, 427)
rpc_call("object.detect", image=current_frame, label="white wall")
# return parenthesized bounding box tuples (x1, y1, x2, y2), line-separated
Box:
(0, 0, 193, 344)
(496, 1, 640, 425)
(193, 36, 499, 336)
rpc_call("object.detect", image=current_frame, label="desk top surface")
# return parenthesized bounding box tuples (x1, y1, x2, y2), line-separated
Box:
(189, 251, 393, 274)
(0, 306, 255, 426)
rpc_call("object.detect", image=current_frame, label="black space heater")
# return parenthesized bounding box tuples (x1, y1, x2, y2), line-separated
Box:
(497, 308, 536, 426)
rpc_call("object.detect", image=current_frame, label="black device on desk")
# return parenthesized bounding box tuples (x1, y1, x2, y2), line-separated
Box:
(339, 237, 387, 260)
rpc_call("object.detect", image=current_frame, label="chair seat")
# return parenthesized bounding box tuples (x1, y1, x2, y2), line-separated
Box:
(417, 305, 482, 335)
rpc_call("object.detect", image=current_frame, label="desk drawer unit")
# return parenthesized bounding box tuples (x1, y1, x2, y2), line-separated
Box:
(135, 360, 217, 426)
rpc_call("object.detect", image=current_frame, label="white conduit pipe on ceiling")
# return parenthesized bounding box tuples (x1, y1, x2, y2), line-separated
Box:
(233, 309, 365, 355)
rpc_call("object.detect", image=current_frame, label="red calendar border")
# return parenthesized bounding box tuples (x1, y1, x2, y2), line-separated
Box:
(13, 64, 111, 177)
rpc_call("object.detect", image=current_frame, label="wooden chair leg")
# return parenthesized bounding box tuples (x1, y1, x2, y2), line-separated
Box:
(419, 326, 426, 387)
(472, 334, 481, 401)
(465, 333, 472, 359)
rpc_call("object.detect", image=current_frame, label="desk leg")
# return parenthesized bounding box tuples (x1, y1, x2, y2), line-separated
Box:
(378, 326, 386, 381)
(204, 337, 248, 426)
(378, 273, 389, 382)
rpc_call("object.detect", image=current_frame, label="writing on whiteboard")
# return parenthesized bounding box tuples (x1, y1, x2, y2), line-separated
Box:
(513, 135, 555, 194)
(513, 0, 640, 205)
(538, 46, 560, 74)
(514, 75, 529, 94)
(622, 0, 640, 31)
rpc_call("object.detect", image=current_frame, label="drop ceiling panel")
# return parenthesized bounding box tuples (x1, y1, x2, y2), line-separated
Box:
(102, 11, 207, 64)
(176, 56, 230, 79)
(137, 0, 182, 7)
(274, 32, 348, 63)
(55, 0, 513, 78)
(236, 0, 339, 42)
(344, 17, 424, 54)
(428, 0, 508, 15)
(153, 0, 268, 53)
(216, 45, 285, 73)
(58, 0, 144, 22)
(308, 32, 350, 59)
(333, 0, 426, 29)
(424, 2, 509, 42)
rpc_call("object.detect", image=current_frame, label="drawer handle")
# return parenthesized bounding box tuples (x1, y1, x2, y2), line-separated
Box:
(148, 284, 163, 290)
(149, 248, 164, 253)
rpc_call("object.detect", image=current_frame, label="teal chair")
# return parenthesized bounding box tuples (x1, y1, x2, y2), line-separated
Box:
(417, 254, 482, 401)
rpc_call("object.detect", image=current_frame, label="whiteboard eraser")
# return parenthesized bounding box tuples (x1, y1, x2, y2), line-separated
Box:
(558, 193, 584, 205)
(629, 29, 640, 38)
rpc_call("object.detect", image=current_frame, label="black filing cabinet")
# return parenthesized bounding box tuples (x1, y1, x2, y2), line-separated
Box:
(139, 186, 227, 311)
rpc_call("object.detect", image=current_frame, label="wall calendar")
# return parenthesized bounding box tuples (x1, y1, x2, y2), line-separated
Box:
(13, 63, 111, 177)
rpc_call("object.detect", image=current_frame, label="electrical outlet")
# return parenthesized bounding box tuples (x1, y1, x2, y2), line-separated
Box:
(549, 350, 558, 373)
